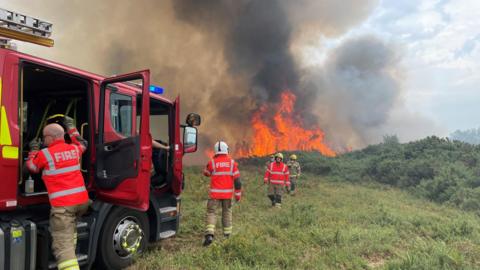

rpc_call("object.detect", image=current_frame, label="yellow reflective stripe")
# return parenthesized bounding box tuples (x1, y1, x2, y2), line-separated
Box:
(2, 146, 18, 159)
(224, 226, 232, 233)
(64, 266, 80, 270)
(0, 77, 17, 160)
(0, 106, 12, 145)
(58, 259, 79, 270)
(206, 224, 215, 233)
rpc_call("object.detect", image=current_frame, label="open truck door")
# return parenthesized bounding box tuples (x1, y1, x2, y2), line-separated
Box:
(95, 70, 152, 211)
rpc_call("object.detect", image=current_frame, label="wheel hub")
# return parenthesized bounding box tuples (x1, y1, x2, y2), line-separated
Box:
(113, 217, 144, 257)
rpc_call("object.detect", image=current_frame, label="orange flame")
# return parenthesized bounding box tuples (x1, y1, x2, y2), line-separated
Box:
(236, 90, 336, 157)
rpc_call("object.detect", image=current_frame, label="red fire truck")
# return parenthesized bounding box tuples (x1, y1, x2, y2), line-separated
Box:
(0, 8, 200, 269)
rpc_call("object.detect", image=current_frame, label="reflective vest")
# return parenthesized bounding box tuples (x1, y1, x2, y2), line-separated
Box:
(204, 154, 240, 199)
(264, 162, 290, 186)
(26, 138, 88, 207)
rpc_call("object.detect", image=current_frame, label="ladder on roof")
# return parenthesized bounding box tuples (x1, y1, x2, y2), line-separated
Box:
(0, 7, 53, 47)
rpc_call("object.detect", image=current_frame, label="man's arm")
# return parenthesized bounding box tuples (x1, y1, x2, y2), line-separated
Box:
(153, 140, 170, 150)
(263, 166, 270, 184)
(203, 160, 213, 177)
(63, 116, 87, 153)
(25, 139, 46, 173)
(233, 162, 242, 201)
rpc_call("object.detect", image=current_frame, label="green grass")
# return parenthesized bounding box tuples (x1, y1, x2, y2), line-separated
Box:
(129, 166, 480, 270)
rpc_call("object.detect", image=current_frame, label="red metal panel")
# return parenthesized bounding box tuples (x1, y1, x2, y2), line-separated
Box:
(171, 96, 183, 195)
(95, 70, 152, 211)
(0, 52, 20, 210)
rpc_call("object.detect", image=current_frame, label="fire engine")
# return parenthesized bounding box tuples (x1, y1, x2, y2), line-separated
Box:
(0, 8, 200, 269)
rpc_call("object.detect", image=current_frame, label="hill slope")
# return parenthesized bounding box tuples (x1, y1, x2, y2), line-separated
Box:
(130, 166, 480, 270)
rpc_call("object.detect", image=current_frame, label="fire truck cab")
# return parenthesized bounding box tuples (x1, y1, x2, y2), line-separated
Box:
(0, 8, 200, 270)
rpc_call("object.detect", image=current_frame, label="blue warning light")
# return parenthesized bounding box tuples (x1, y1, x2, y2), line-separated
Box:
(149, 85, 164, 94)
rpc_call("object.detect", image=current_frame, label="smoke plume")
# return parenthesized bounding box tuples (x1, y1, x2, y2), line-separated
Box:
(2, 0, 440, 162)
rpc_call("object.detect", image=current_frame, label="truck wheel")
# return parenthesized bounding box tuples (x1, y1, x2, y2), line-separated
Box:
(97, 207, 150, 270)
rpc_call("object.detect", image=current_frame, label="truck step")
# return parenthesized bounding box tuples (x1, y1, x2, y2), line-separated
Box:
(159, 206, 177, 214)
(76, 221, 88, 229)
(161, 216, 177, 223)
(159, 206, 178, 222)
(159, 230, 176, 239)
(48, 253, 88, 269)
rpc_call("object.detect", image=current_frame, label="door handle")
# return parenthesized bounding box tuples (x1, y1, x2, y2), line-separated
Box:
(104, 145, 113, 151)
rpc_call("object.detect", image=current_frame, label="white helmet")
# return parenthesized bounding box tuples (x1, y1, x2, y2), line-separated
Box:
(214, 141, 229, 155)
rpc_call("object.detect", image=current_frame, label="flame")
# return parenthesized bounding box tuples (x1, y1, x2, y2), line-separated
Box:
(236, 90, 336, 157)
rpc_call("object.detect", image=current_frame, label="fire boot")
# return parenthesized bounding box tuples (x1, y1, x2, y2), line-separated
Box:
(268, 195, 275, 206)
(203, 234, 214, 246)
(275, 195, 282, 208)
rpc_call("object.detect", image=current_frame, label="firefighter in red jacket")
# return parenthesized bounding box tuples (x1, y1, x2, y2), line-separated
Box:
(202, 141, 241, 246)
(26, 117, 89, 270)
(264, 152, 289, 208)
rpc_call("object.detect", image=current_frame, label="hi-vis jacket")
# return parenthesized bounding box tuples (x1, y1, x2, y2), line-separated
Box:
(264, 162, 290, 186)
(26, 128, 89, 207)
(203, 154, 241, 200)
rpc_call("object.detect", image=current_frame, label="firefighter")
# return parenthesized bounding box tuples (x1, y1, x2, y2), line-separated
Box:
(264, 152, 289, 208)
(287, 154, 301, 195)
(25, 117, 89, 270)
(202, 141, 242, 246)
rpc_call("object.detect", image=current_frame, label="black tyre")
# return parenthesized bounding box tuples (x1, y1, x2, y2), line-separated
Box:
(97, 207, 150, 270)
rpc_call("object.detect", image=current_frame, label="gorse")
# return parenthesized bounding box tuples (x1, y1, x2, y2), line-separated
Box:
(247, 136, 480, 214)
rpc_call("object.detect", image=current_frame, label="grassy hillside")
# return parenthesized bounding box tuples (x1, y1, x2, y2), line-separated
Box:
(130, 166, 480, 270)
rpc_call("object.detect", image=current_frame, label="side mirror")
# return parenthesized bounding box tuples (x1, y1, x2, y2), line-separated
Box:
(183, 126, 198, 153)
(186, 113, 201, 127)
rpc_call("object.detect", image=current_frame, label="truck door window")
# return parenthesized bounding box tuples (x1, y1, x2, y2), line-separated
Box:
(109, 92, 133, 140)
(150, 115, 169, 143)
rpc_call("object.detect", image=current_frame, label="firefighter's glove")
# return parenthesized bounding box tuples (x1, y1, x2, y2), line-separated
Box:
(29, 138, 41, 151)
(235, 191, 242, 202)
(62, 116, 76, 130)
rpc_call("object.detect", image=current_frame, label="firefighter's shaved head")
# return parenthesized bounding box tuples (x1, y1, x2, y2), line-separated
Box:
(44, 123, 65, 138)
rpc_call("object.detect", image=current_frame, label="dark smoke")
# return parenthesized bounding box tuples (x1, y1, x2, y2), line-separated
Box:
(329, 36, 400, 128)
(301, 36, 403, 147)
(173, 0, 300, 104)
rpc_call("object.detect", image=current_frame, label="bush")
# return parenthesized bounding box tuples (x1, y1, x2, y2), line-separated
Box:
(277, 136, 480, 213)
